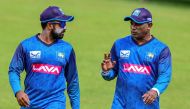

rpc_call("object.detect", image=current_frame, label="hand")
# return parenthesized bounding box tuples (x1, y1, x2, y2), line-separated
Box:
(16, 90, 30, 107)
(101, 53, 116, 72)
(142, 89, 158, 104)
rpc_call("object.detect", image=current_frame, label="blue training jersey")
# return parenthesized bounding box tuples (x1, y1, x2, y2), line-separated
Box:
(9, 34, 80, 109)
(102, 35, 172, 109)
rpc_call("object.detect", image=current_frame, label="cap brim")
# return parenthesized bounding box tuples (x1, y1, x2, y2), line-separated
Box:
(41, 15, 74, 23)
(124, 16, 149, 24)
(59, 15, 74, 22)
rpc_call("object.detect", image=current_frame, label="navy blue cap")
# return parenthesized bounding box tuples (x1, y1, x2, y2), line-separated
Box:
(124, 8, 152, 24)
(40, 6, 74, 23)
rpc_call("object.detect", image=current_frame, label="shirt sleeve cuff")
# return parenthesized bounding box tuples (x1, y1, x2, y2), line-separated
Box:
(152, 88, 160, 96)
(101, 70, 111, 76)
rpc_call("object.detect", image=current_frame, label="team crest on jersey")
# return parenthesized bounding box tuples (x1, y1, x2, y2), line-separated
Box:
(56, 52, 65, 62)
(57, 52, 65, 58)
(120, 50, 130, 58)
(146, 52, 154, 62)
(30, 51, 41, 59)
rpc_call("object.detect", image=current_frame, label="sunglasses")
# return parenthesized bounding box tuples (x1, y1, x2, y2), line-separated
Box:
(49, 21, 66, 28)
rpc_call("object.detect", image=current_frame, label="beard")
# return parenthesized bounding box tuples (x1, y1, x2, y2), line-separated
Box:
(51, 28, 65, 40)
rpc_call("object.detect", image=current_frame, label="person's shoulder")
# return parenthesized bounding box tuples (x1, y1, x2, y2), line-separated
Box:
(114, 35, 131, 44)
(57, 39, 73, 49)
(153, 37, 170, 49)
(20, 34, 37, 46)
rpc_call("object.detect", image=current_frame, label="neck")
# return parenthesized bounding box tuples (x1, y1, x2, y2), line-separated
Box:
(38, 30, 56, 44)
(133, 33, 152, 45)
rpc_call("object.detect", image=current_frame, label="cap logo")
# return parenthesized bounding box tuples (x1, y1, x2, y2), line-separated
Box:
(147, 18, 152, 21)
(132, 10, 141, 16)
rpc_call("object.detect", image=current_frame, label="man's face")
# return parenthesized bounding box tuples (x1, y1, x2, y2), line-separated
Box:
(50, 21, 66, 39)
(130, 21, 151, 40)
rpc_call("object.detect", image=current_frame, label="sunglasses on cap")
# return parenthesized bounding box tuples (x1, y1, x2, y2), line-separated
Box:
(49, 21, 66, 28)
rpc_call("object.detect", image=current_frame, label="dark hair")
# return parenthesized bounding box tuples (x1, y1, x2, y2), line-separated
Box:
(41, 22, 48, 29)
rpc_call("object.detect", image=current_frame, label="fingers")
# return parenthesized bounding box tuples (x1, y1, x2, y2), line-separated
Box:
(102, 53, 116, 72)
(103, 59, 111, 64)
(17, 97, 29, 107)
(104, 53, 108, 59)
(102, 54, 109, 71)
(103, 53, 111, 66)
(104, 53, 111, 60)
(108, 53, 111, 59)
(19, 97, 29, 107)
(142, 94, 153, 104)
(16, 91, 30, 107)
(101, 62, 108, 72)
(22, 96, 30, 107)
(24, 94, 30, 106)
(17, 99, 23, 106)
(142, 90, 157, 104)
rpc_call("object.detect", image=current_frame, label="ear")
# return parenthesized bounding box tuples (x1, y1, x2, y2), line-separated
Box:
(47, 22, 53, 30)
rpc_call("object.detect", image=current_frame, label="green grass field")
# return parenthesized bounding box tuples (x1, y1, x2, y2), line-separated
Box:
(0, 0, 190, 109)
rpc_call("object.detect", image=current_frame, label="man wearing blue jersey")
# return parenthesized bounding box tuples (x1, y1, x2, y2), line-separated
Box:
(9, 6, 80, 109)
(101, 8, 172, 109)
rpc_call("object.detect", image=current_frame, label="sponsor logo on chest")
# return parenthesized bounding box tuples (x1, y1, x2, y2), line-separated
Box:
(30, 51, 41, 59)
(120, 50, 130, 58)
(32, 64, 62, 75)
(123, 63, 151, 75)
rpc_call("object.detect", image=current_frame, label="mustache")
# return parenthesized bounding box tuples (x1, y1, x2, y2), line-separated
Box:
(50, 28, 66, 39)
